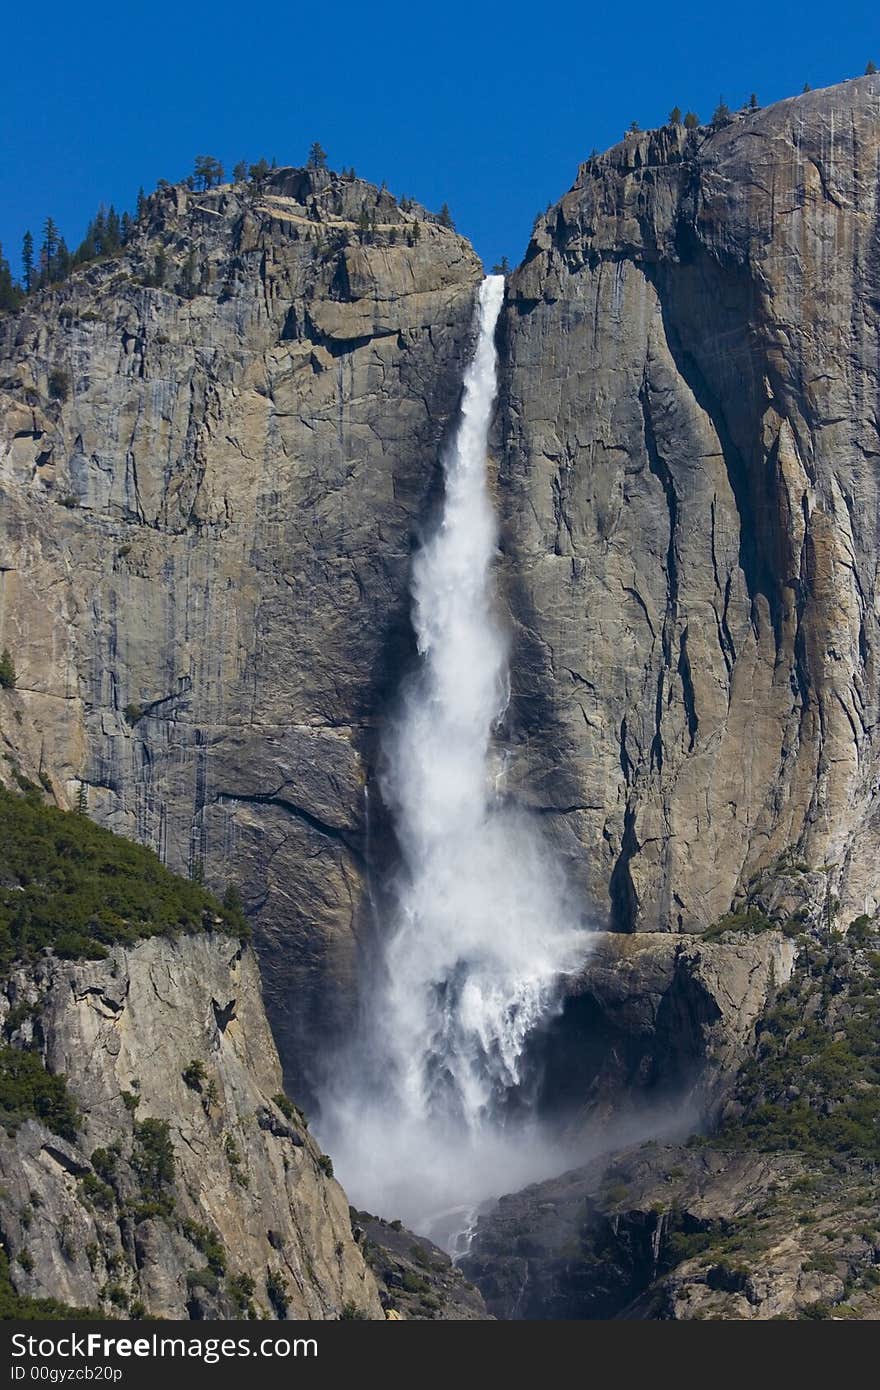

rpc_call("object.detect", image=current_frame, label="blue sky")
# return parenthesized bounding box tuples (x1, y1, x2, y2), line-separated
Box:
(1, 0, 877, 276)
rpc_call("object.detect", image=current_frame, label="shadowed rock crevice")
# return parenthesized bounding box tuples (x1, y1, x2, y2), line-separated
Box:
(608, 805, 640, 933)
(651, 254, 784, 643)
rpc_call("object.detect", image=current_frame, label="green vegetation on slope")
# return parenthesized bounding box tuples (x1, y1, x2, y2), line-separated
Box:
(0, 1045, 78, 1140)
(709, 929, 880, 1161)
(701, 905, 793, 942)
(0, 786, 248, 970)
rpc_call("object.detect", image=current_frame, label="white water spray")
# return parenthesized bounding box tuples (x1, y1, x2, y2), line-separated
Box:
(321, 276, 587, 1239)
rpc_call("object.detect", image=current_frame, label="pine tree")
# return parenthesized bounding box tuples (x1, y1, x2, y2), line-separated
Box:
(438, 203, 454, 229)
(0, 251, 21, 309)
(42, 217, 60, 283)
(0, 647, 16, 689)
(803, 82, 812, 93)
(22, 231, 34, 293)
(712, 100, 731, 126)
(629, 120, 641, 133)
(684, 111, 699, 130)
(54, 238, 71, 281)
(867, 60, 878, 75)
(0, 245, 20, 312)
(74, 218, 97, 266)
(307, 141, 327, 170)
(106, 206, 121, 252)
(136, 187, 147, 221)
(94, 207, 106, 255)
(749, 93, 760, 110)
(223, 883, 244, 920)
(669, 106, 682, 125)
(193, 155, 223, 190)
(120, 211, 133, 244)
(249, 158, 270, 183)
(233, 160, 248, 183)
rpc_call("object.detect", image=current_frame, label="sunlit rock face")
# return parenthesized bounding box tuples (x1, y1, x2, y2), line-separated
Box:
(0, 934, 384, 1319)
(497, 75, 880, 938)
(0, 169, 482, 1096)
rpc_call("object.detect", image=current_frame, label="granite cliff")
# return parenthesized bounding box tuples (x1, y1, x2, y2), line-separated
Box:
(0, 790, 383, 1319)
(4, 82, 879, 1093)
(0, 932, 382, 1319)
(499, 74, 880, 940)
(0, 168, 482, 1097)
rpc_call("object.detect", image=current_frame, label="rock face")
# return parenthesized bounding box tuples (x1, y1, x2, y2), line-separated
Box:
(528, 929, 795, 1125)
(0, 170, 482, 1094)
(0, 934, 382, 1319)
(352, 1211, 490, 1320)
(465, 918, 880, 1320)
(498, 75, 880, 934)
(461, 1143, 880, 1320)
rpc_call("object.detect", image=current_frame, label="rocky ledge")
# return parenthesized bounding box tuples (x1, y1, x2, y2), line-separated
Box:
(464, 916, 880, 1319)
(526, 928, 795, 1126)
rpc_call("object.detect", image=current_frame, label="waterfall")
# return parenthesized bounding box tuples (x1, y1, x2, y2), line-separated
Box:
(320, 275, 586, 1241)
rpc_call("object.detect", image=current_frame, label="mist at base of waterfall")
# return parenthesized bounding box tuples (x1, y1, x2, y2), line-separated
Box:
(319, 1090, 703, 1254)
(320, 1104, 569, 1250)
